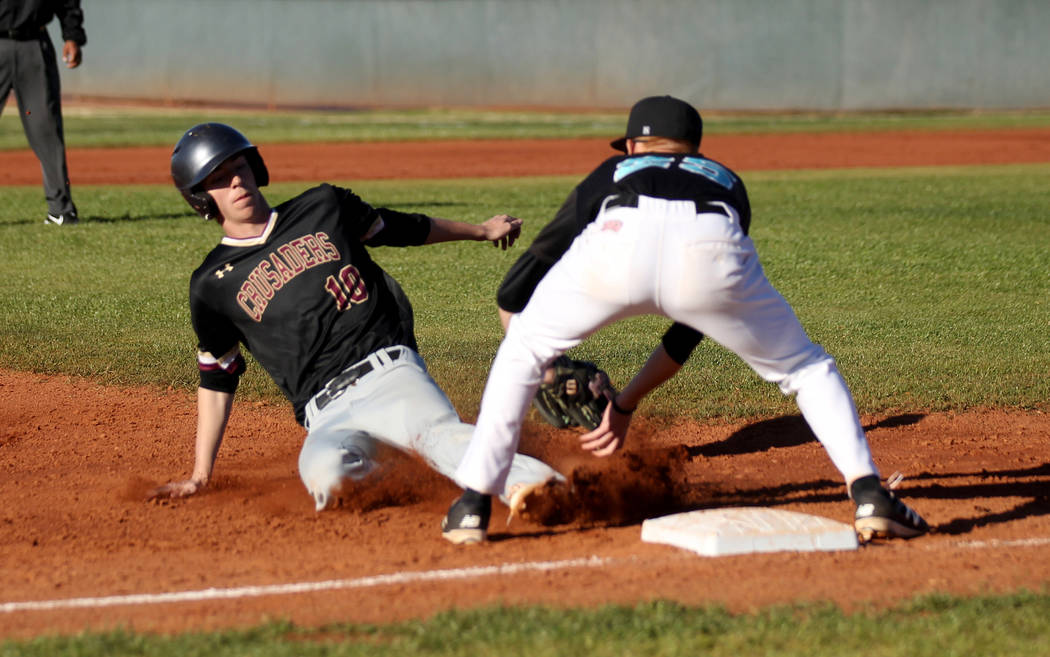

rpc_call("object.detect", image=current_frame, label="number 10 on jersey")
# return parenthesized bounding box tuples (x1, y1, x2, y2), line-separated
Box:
(325, 264, 368, 310)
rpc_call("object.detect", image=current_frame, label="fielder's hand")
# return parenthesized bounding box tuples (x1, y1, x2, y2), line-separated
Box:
(147, 478, 204, 500)
(480, 214, 522, 250)
(578, 398, 634, 457)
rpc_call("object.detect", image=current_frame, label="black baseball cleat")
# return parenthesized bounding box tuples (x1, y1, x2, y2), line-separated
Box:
(441, 489, 491, 545)
(851, 474, 929, 542)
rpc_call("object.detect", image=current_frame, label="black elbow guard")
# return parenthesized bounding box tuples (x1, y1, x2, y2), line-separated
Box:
(661, 323, 704, 365)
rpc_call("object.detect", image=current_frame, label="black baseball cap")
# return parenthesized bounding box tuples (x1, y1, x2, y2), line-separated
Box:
(610, 95, 703, 152)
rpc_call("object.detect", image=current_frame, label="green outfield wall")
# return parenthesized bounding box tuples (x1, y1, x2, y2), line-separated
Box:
(53, 0, 1048, 111)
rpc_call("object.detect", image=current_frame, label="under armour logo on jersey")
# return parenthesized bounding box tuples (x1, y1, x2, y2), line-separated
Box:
(214, 263, 234, 279)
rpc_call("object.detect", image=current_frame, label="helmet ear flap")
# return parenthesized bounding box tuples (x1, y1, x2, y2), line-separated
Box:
(245, 149, 269, 187)
(181, 189, 220, 221)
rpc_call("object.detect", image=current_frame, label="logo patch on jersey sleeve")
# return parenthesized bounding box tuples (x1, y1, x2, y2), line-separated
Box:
(198, 345, 243, 374)
(613, 155, 675, 183)
(679, 156, 736, 190)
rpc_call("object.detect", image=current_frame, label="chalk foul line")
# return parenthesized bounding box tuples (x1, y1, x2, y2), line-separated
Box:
(1, 555, 613, 614)
(6, 536, 1050, 614)
(948, 537, 1050, 550)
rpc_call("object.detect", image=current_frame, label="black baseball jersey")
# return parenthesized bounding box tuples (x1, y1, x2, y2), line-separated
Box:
(0, 0, 87, 45)
(497, 152, 751, 364)
(189, 184, 430, 424)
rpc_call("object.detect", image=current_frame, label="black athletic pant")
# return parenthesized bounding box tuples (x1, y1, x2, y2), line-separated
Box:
(0, 32, 75, 217)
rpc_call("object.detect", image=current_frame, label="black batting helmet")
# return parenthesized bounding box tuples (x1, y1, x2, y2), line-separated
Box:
(171, 123, 269, 220)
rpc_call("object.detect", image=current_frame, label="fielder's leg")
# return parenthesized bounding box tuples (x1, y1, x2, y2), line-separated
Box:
(446, 218, 651, 543)
(453, 271, 636, 497)
(453, 204, 656, 498)
(662, 239, 927, 539)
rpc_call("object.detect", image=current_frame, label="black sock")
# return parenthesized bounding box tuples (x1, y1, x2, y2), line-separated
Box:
(461, 488, 491, 506)
(849, 474, 884, 502)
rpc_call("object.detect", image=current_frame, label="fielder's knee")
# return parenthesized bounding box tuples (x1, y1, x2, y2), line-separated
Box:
(776, 354, 838, 397)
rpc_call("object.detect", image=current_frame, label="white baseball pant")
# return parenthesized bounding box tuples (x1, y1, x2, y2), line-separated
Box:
(455, 195, 879, 494)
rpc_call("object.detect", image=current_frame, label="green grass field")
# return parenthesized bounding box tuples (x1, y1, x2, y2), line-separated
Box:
(1, 108, 1048, 654)
(5, 593, 1050, 657)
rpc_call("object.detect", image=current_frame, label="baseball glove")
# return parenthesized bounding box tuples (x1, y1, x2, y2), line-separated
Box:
(532, 356, 615, 430)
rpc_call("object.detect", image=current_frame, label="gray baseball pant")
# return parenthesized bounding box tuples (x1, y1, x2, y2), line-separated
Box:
(0, 33, 76, 217)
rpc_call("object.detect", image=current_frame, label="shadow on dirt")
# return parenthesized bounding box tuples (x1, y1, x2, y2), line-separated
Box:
(896, 464, 1050, 535)
(685, 413, 926, 458)
(545, 413, 932, 531)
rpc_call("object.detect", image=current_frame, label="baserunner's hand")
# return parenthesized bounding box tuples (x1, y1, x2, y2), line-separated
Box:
(481, 214, 523, 250)
(147, 478, 204, 500)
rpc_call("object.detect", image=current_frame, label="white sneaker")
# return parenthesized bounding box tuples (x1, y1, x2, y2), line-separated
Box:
(45, 212, 79, 226)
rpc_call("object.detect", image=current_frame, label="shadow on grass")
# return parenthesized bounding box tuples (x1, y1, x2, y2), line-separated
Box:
(80, 212, 190, 224)
(0, 212, 189, 227)
(369, 200, 470, 210)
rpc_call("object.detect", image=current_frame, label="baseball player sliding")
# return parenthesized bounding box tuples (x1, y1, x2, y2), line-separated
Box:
(443, 96, 928, 545)
(149, 123, 562, 513)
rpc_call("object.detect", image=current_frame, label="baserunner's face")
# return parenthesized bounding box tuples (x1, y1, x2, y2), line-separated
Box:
(202, 155, 267, 225)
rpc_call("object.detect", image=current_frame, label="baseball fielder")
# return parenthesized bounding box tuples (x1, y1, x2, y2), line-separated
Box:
(443, 96, 928, 544)
(151, 123, 562, 513)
